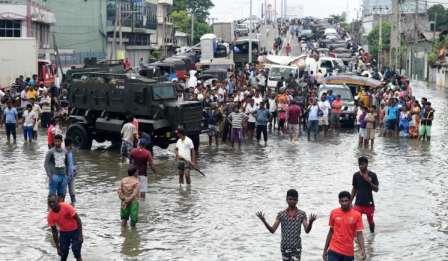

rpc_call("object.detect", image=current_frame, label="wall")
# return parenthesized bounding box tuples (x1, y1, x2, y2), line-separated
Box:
(45, 0, 107, 54)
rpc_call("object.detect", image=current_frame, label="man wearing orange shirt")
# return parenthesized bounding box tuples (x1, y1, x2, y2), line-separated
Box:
(323, 191, 366, 261)
(331, 95, 344, 130)
(47, 195, 83, 261)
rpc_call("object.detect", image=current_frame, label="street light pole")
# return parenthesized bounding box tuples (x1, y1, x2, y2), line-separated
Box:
(378, 12, 382, 71)
(248, 0, 253, 64)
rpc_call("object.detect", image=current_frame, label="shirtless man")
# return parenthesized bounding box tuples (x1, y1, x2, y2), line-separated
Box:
(117, 166, 140, 227)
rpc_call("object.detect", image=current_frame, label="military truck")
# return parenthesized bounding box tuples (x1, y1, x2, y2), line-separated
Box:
(65, 68, 203, 150)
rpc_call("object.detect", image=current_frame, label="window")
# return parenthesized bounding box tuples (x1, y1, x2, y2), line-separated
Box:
(0, 20, 21, 37)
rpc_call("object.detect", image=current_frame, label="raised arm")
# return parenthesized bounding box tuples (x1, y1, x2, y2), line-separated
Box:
(303, 213, 317, 234)
(256, 211, 280, 234)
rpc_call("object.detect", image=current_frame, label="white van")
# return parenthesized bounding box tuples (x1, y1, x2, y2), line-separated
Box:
(267, 65, 298, 90)
(318, 57, 345, 75)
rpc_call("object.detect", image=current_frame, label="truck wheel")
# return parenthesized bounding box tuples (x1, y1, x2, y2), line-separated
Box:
(67, 124, 92, 150)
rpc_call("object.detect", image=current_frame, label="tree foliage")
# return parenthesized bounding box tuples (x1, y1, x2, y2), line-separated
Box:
(367, 21, 392, 58)
(427, 4, 448, 31)
(172, 0, 214, 22)
(170, 10, 211, 44)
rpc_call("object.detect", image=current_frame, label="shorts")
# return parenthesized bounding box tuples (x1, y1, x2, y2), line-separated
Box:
(59, 229, 82, 259)
(121, 201, 139, 226)
(359, 128, 367, 139)
(331, 113, 341, 126)
(419, 124, 431, 137)
(247, 122, 256, 130)
(177, 160, 190, 171)
(49, 172, 67, 197)
(288, 123, 299, 133)
(319, 116, 329, 126)
(281, 248, 301, 261)
(354, 205, 375, 225)
(386, 119, 397, 130)
(120, 141, 133, 158)
(367, 128, 375, 140)
(327, 250, 354, 261)
(231, 128, 243, 143)
(207, 125, 219, 137)
(138, 175, 148, 193)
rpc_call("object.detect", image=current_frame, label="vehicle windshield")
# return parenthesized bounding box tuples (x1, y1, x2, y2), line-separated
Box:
(152, 83, 176, 100)
(269, 67, 296, 80)
(320, 87, 353, 101)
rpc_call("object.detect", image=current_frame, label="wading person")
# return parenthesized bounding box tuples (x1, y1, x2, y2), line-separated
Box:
(256, 189, 317, 261)
(65, 138, 77, 206)
(22, 104, 37, 143)
(120, 115, 138, 162)
(419, 102, 434, 142)
(307, 99, 320, 141)
(351, 156, 379, 233)
(254, 102, 271, 146)
(3, 99, 18, 143)
(175, 128, 196, 185)
(129, 140, 157, 199)
(47, 195, 83, 261)
(45, 134, 68, 202)
(287, 100, 301, 142)
(229, 105, 246, 149)
(323, 191, 366, 261)
(117, 166, 140, 227)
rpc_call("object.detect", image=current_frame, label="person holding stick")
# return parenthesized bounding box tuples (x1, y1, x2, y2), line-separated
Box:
(175, 127, 196, 185)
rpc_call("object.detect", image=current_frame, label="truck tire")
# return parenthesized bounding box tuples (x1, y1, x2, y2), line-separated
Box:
(67, 124, 92, 150)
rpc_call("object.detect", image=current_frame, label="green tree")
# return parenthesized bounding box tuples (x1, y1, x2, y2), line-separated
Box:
(172, 0, 214, 22)
(367, 21, 391, 58)
(427, 4, 448, 31)
(170, 10, 211, 44)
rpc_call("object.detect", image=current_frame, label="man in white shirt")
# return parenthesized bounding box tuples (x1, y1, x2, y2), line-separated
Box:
(318, 95, 331, 137)
(22, 104, 37, 142)
(120, 115, 138, 162)
(245, 99, 257, 140)
(175, 128, 196, 185)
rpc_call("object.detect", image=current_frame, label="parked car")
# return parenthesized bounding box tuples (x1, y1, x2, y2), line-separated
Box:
(318, 84, 356, 127)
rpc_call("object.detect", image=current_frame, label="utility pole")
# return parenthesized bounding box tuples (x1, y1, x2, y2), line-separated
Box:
(433, 12, 437, 41)
(249, 0, 253, 64)
(111, 0, 119, 60)
(191, 12, 194, 45)
(26, 0, 32, 37)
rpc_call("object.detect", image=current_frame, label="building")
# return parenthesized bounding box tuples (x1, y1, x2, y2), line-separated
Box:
(43, 0, 158, 67)
(156, 0, 174, 57)
(174, 31, 188, 48)
(106, 0, 158, 66)
(0, 0, 55, 59)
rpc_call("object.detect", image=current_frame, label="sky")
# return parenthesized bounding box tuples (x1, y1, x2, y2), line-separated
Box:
(210, 0, 362, 22)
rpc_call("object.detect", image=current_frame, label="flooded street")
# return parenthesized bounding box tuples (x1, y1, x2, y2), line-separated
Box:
(0, 81, 447, 261)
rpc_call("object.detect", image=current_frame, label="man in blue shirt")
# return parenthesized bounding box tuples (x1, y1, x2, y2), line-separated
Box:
(385, 98, 399, 137)
(3, 99, 18, 143)
(255, 102, 271, 145)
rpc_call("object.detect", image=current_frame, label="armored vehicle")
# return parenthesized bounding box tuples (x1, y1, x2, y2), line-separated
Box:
(65, 69, 202, 150)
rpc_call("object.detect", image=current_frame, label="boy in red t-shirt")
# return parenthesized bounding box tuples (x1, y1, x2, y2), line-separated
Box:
(323, 191, 366, 261)
(47, 195, 83, 261)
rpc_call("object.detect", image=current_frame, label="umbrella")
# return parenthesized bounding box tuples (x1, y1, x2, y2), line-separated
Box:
(323, 75, 384, 88)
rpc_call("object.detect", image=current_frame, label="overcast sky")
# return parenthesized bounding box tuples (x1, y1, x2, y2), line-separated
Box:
(210, 0, 362, 22)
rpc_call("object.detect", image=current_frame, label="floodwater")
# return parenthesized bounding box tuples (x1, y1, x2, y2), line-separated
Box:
(0, 81, 447, 261)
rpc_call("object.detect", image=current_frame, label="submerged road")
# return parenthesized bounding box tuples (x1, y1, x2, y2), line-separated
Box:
(0, 81, 447, 260)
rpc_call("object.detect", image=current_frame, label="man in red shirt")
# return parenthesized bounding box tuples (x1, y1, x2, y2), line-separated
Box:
(287, 100, 301, 142)
(323, 191, 366, 261)
(47, 195, 83, 261)
(129, 140, 158, 199)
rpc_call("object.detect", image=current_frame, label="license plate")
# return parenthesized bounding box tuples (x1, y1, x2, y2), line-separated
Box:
(166, 132, 171, 138)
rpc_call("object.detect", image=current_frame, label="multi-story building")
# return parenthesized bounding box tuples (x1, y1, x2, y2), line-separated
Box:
(43, 0, 158, 67)
(0, 0, 55, 59)
(106, 0, 158, 66)
(156, 0, 174, 57)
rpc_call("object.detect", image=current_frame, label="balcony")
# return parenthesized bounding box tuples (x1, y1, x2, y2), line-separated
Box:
(157, 0, 172, 5)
